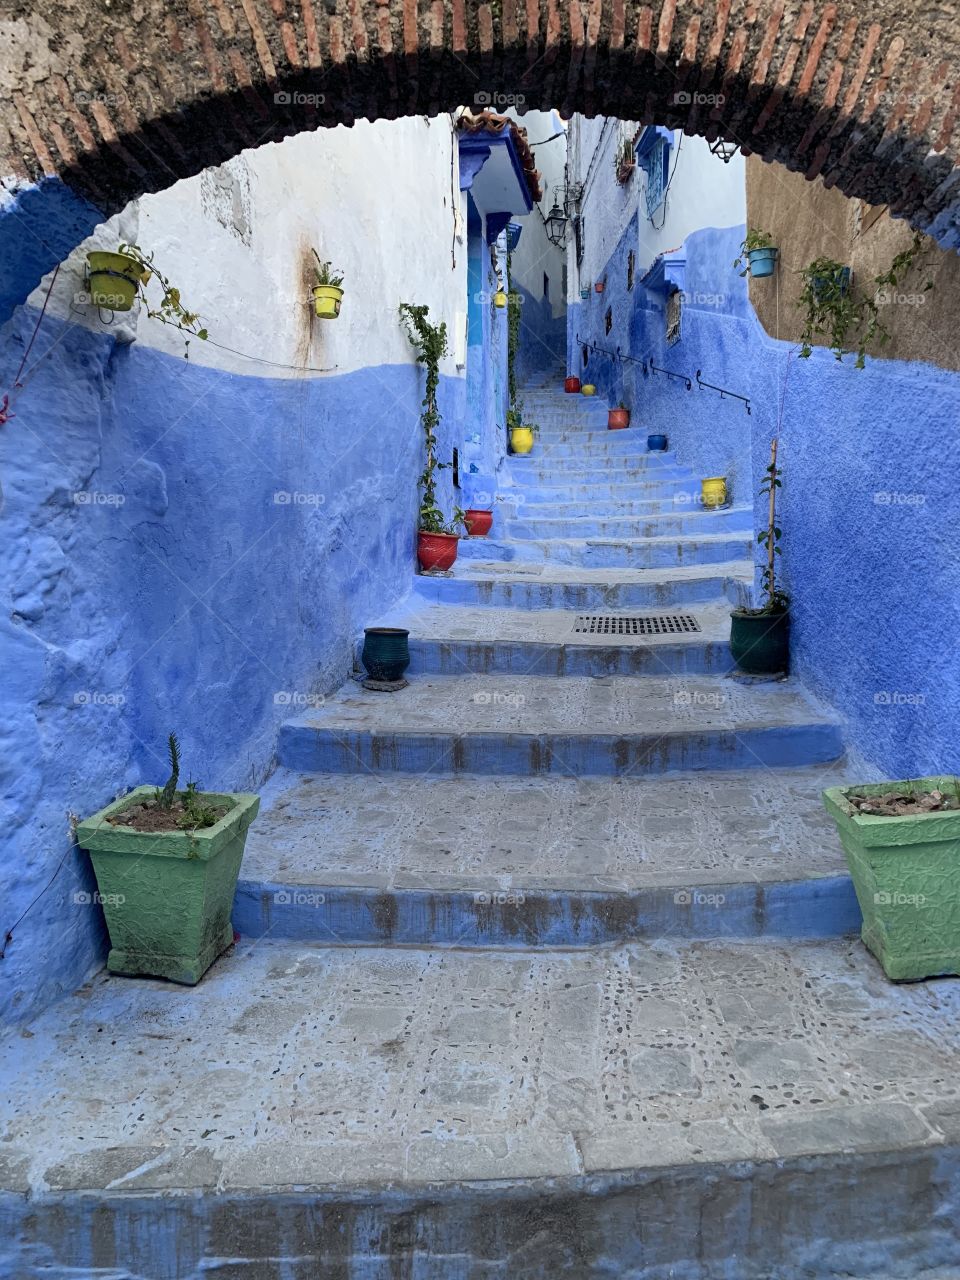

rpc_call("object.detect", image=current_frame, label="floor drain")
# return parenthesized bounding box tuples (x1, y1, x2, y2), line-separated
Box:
(572, 614, 701, 635)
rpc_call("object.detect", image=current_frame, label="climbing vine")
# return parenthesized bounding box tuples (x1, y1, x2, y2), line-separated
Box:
(797, 232, 932, 368)
(505, 247, 525, 430)
(399, 302, 464, 535)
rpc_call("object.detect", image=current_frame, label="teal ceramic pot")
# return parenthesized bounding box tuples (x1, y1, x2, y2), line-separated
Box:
(362, 627, 410, 682)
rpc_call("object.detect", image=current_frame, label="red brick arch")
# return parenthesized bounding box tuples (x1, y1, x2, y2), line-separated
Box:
(3, 0, 959, 244)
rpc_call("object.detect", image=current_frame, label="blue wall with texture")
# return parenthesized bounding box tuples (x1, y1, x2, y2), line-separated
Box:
(0, 304, 465, 1025)
(572, 214, 960, 781)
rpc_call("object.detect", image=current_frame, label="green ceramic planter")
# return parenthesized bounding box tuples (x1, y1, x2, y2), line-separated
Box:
(76, 786, 260, 984)
(729, 608, 789, 674)
(86, 251, 142, 311)
(823, 777, 960, 980)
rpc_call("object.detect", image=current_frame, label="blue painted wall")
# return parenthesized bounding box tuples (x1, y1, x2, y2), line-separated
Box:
(463, 203, 509, 505)
(572, 216, 960, 780)
(0, 179, 104, 325)
(514, 280, 565, 387)
(0, 304, 465, 1025)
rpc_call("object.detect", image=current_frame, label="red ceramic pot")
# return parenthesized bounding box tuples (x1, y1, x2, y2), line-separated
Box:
(595, 282, 605, 293)
(417, 530, 459, 571)
(564, 376, 581, 393)
(464, 509, 493, 536)
(608, 408, 631, 430)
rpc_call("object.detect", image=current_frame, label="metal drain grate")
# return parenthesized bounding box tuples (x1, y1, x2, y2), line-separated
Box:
(572, 614, 701, 635)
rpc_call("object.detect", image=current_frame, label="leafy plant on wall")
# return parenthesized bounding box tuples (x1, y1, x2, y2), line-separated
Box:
(797, 232, 932, 368)
(399, 303, 464, 535)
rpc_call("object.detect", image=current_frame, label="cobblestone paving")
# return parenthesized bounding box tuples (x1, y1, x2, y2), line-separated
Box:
(4, 936, 960, 1193)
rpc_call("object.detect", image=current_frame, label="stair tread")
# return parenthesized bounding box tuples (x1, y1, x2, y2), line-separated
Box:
(242, 764, 852, 892)
(8, 929, 960, 1195)
(282, 671, 841, 738)
(434, 557, 752, 583)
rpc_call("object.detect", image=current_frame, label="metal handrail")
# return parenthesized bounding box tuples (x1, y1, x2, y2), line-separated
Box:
(695, 370, 752, 414)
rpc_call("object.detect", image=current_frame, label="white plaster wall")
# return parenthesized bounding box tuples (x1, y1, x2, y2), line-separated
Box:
(567, 117, 746, 286)
(26, 116, 468, 381)
(507, 109, 566, 317)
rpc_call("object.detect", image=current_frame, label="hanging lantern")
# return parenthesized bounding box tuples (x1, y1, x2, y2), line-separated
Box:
(544, 199, 568, 247)
(709, 137, 740, 164)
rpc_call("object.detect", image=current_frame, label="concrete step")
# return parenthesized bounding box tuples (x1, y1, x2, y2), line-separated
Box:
(372, 600, 737, 676)
(505, 506, 753, 539)
(501, 494, 705, 517)
(277, 672, 843, 777)
(507, 455, 685, 479)
(9, 934, 960, 1279)
(415, 559, 751, 609)
(532, 434, 664, 458)
(233, 764, 859, 946)
(456, 532, 752, 569)
(505, 471, 693, 495)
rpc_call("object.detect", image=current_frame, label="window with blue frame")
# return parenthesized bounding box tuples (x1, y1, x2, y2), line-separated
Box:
(635, 126, 674, 219)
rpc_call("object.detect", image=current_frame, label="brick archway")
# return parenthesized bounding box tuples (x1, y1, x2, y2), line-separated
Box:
(3, 0, 959, 244)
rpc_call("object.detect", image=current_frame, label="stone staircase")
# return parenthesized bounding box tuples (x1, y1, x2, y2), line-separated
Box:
(7, 372, 960, 1280)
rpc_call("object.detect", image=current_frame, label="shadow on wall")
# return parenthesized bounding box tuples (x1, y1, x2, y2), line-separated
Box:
(0, 306, 464, 1026)
(572, 218, 960, 780)
(514, 282, 566, 386)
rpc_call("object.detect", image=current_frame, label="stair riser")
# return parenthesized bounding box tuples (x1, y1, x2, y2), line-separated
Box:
(501, 496, 704, 517)
(506, 512, 753, 538)
(233, 876, 860, 946)
(414, 576, 740, 609)
(407, 637, 734, 677)
(278, 724, 844, 777)
(534, 440, 667, 459)
(508, 457, 683, 477)
(455, 537, 751, 569)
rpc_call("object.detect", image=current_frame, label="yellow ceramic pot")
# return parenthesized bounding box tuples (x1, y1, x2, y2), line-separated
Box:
(581, 384, 597, 396)
(701, 476, 727, 508)
(493, 290, 507, 308)
(86, 251, 143, 311)
(313, 284, 344, 319)
(510, 426, 534, 455)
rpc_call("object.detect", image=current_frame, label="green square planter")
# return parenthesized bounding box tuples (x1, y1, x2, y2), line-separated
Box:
(76, 786, 260, 985)
(823, 777, 960, 981)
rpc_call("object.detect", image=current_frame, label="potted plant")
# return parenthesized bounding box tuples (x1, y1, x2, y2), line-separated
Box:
(464, 508, 493, 536)
(493, 289, 507, 308)
(580, 287, 591, 301)
(733, 229, 779, 278)
(564, 376, 582, 393)
(701, 476, 727, 508)
(507, 405, 534, 456)
(647, 433, 668, 451)
(823, 779, 960, 980)
(608, 402, 630, 430)
(75, 734, 259, 985)
(361, 627, 410, 685)
(595, 281, 606, 294)
(399, 302, 466, 571)
(615, 138, 636, 185)
(729, 438, 789, 674)
(85, 244, 209, 353)
(312, 251, 345, 318)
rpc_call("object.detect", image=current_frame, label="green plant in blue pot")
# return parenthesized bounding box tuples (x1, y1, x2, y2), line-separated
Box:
(733, 228, 779, 278)
(361, 627, 411, 684)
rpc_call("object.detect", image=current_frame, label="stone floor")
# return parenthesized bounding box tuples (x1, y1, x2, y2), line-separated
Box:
(4, 935, 960, 1196)
(243, 765, 854, 892)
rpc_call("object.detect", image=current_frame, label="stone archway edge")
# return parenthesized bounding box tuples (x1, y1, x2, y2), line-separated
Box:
(1, 0, 958, 244)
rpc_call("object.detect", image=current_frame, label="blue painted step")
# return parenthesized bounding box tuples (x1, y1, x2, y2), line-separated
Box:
(415, 566, 748, 609)
(505, 508, 753, 539)
(455, 533, 752, 569)
(277, 674, 844, 777)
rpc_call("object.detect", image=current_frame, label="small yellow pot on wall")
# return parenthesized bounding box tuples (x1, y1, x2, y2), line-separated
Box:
(701, 476, 727, 508)
(510, 426, 535, 455)
(313, 284, 344, 319)
(493, 290, 507, 308)
(581, 384, 597, 396)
